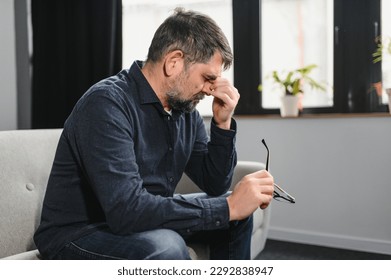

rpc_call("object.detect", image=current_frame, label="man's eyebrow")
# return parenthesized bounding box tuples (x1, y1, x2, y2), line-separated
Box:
(205, 74, 218, 81)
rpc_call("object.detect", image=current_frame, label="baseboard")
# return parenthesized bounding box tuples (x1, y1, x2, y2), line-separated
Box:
(268, 226, 391, 255)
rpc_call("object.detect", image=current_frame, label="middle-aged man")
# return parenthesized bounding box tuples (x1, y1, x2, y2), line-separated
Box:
(34, 8, 274, 260)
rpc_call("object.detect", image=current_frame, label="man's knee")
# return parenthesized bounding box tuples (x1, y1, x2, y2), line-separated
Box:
(142, 229, 190, 260)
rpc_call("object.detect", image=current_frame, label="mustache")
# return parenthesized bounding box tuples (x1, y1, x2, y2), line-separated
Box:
(166, 92, 206, 113)
(193, 92, 205, 101)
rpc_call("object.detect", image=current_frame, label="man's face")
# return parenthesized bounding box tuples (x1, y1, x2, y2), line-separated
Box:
(166, 52, 223, 113)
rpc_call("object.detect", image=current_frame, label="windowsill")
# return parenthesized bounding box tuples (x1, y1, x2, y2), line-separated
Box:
(233, 112, 391, 119)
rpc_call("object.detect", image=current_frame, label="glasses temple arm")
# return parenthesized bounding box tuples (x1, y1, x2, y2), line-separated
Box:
(261, 139, 269, 171)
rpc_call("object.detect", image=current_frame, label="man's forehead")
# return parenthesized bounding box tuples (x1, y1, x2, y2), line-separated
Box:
(198, 54, 223, 76)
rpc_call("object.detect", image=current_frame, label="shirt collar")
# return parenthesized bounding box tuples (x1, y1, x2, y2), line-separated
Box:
(128, 60, 184, 120)
(129, 60, 161, 105)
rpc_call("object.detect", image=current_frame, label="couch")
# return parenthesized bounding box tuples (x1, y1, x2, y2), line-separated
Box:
(0, 129, 271, 260)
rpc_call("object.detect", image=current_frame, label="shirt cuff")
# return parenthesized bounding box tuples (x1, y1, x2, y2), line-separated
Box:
(201, 196, 230, 230)
(210, 118, 237, 144)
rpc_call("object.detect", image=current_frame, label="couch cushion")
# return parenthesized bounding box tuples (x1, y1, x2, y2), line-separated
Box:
(1, 249, 41, 260)
(0, 129, 62, 258)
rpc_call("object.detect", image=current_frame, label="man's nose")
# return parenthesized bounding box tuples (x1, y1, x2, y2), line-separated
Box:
(202, 82, 214, 96)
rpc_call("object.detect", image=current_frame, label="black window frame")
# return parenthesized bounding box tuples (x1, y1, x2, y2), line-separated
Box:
(233, 0, 388, 115)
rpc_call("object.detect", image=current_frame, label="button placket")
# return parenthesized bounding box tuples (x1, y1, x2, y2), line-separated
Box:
(165, 113, 175, 187)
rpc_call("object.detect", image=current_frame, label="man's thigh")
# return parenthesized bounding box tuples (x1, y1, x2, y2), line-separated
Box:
(55, 228, 190, 260)
(176, 192, 252, 260)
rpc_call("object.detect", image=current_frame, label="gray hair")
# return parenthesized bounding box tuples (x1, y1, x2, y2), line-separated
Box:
(146, 7, 233, 70)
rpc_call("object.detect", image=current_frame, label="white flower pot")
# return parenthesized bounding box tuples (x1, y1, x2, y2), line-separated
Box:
(386, 88, 391, 114)
(280, 95, 299, 117)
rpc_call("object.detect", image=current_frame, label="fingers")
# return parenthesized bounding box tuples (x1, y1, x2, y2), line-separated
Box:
(209, 78, 240, 107)
(227, 170, 274, 221)
(240, 170, 273, 182)
(257, 184, 274, 209)
(259, 188, 273, 209)
(207, 77, 240, 130)
(243, 170, 274, 205)
(250, 178, 274, 196)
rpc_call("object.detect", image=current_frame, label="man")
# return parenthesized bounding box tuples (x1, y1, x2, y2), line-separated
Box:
(34, 8, 274, 260)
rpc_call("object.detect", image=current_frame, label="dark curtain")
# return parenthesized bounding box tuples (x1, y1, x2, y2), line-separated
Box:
(31, 0, 122, 128)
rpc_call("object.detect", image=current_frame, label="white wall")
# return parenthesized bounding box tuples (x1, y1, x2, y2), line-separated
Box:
(0, 0, 18, 130)
(235, 115, 391, 255)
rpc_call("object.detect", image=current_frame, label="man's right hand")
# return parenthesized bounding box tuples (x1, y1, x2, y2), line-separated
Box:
(226, 170, 274, 221)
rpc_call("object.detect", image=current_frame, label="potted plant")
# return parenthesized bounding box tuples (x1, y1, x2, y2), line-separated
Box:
(372, 36, 391, 113)
(258, 64, 326, 117)
(372, 36, 391, 63)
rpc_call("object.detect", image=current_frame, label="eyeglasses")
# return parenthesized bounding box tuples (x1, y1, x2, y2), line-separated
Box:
(262, 139, 296, 204)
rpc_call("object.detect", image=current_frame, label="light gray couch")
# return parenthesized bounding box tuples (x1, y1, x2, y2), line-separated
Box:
(0, 129, 270, 260)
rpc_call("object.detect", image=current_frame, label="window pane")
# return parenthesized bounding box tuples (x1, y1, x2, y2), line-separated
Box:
(381, 0, 391, 105)
(122, 0, 233, 116)
(261, 0, 333, 109)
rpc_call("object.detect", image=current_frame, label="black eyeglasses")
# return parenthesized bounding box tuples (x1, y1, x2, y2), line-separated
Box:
(262, 139, 296, 204)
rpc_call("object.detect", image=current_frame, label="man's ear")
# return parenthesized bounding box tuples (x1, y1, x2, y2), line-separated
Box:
(163, 50, 185, 77)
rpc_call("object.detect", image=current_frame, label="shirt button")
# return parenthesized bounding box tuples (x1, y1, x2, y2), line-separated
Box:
(169, 177, 174, 182)
(169, 147, 173, 151)
(215, 220, 221, 227)
(167, 116, 171, 121)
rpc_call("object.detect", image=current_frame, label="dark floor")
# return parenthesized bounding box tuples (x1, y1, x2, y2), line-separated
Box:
(255, 239, 391, 260)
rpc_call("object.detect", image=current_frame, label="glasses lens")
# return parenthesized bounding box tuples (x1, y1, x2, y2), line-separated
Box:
(273, 195, 293, 203)
(273, 184, 295, 203)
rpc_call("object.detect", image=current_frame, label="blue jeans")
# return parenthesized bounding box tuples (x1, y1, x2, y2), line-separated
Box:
(52, 194, 253, 260)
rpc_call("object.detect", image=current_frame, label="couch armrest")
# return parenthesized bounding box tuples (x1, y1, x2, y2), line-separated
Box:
(176, 161, 271, 259)
(176, 160, 266, 194)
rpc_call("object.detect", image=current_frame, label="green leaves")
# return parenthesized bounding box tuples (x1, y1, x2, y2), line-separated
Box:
(297, 64, 317, 75)
(260, 64, 326, 96)
(373, 43, 383, 64)
(372, 36, 391, 64)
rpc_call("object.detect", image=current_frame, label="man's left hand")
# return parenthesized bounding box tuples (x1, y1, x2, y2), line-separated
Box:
(209, 77, 240, 130)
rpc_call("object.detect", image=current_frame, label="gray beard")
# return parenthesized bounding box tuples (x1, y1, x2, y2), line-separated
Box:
(166, 92, 204, 113)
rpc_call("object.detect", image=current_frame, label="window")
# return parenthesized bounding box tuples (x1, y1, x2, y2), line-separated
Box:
(122, 0, 233, 116)
(379, 0, 391, 105)
(233, 0, 388, 115)
(261, 0, 333, 110)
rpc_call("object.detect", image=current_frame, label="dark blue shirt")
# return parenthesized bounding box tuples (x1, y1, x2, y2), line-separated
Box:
(34, 61, 237, 259)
